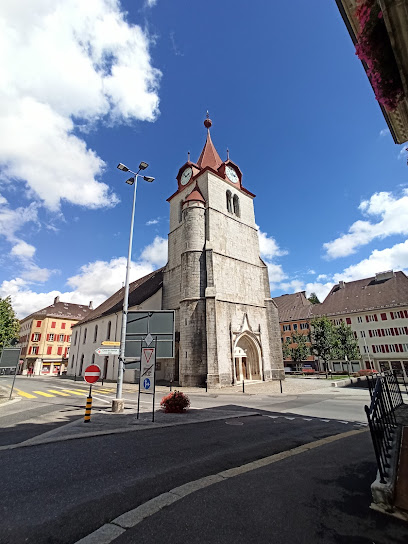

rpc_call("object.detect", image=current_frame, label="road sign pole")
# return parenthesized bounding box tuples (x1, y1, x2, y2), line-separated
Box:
(152, 338, 157, 423)
(114, 174, 138, 414)
(84, 384, 92, 423)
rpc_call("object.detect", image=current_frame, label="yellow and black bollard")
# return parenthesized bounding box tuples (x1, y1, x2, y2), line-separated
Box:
(84, 386, 92, 423)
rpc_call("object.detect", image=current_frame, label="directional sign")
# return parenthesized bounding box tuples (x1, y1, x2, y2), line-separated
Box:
(95, 347, 120, 356)
(84, 364, 101, 384)
(140, 347, 156, 393)
(101, 341, 120, 346)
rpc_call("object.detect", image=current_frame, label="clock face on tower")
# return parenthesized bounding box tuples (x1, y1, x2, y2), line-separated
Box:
(226, 165, 239, 184)
(181, 167, 193, 185)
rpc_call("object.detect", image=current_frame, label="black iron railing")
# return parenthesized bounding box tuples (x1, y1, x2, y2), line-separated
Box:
(364, 372, 403, 484)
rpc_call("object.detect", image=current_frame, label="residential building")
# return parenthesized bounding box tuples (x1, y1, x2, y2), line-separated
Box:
(312, 270, 408, 377)
(68, 116, 284, 386)
(336, 0, 408, 144)
(19, 297, 93, 376)
(272, 291, 315, 371)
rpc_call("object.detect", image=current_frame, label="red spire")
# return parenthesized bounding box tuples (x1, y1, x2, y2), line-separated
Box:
(196, 112, 222, 170)
(185, 183, 205, 203)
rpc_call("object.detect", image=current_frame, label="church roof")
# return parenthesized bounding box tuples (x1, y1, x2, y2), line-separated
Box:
(73, 268, 164, 327)
(196, 117, 223, 171)
(185, 184, 205, 203)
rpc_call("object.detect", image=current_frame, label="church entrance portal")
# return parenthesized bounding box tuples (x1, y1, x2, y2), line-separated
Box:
(234, 334, 261, 382)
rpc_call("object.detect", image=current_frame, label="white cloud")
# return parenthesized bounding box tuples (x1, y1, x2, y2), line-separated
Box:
(146, 218, 159, 225)
(145, 0, 157, 6)
(278, 279, 304, 293)
(398, 144, 408, 161)
(323, 189, 408, 258)
(305, 281, 334, 302)
(1, 235, 168, 318)
(140, 236, 167, 267)
(10, 241, 36, 259)
(257, 228, 287, 260)
(0, 0, 161, 211)
(0, 197, 39, 243)
(379, 128, 390, 137)
(307, 269, 316, 275)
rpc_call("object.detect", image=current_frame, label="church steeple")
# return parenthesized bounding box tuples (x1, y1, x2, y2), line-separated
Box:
(196, 112, 222, 170)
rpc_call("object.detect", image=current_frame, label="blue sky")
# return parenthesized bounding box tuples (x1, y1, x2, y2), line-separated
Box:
(1, 0, 407, 318)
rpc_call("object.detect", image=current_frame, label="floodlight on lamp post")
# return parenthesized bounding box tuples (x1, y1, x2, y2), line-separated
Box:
(112, 161, 155, 413)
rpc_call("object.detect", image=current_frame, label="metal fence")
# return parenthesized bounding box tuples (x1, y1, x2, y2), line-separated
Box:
(364, 371, 404, 484)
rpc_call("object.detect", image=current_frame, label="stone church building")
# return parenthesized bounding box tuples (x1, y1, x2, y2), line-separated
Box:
(67, 117, 284, 386)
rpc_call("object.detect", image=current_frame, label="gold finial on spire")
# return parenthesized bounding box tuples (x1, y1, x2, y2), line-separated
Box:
(227, 148, 229, 160)
(188, 151, 190, 162)
(204, 110, 212, 129)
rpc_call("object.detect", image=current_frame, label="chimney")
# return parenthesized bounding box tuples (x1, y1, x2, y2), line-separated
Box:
(54, 296, 60, 304)
(89, 301, 93, 310)
(339, 281, 345, 289)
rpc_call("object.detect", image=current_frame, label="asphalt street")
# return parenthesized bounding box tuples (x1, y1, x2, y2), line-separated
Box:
(0, 414, 364, 544)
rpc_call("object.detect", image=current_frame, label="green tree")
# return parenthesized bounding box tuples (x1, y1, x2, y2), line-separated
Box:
(282, 332, 310, 371)
(0, 296, 20, 353)
(333, 321, 361, 375)
(310, 316, 337, 374)
(308, 292, 320, 305)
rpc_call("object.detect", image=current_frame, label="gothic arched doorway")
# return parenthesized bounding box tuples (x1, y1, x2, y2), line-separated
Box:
(233, 334, 261, 382)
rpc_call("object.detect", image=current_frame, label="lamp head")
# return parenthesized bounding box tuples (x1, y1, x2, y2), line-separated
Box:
(125, 177, 135, 185)
(117, 163, 129, 172)
(143, 176, 155, 183)
(139, 161, 149, 170)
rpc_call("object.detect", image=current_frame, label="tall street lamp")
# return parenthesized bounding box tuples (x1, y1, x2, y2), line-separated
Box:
(112, 161, 155, 413)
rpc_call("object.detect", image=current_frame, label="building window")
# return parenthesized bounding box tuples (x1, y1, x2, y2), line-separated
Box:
(363, 345, 369, 353)
(293, 324, 298, 331)
(61, 323, 66, 329)
(33, 333, 41, 341)
(283, 324, 291, 332)
(51, 321, 56, 328)
(91, 354, 95, 364)
(47, 346, 52, 355)
(233, 194, 240, 217)
(79, 354, 84, 375)
(333, 319, 342, 326)
(226, 190, 232, 213)
(360, 331, 366, 338)
(402, 344, 408, 352)
(83, 328, 87, 344)
(71, 354, 75, 370)
(66, 347, 70, 357)
(371, 330, 379, 337)
(48, 334, 54, 341)
(366, 314, 377, 322)
(357, 316, 363, 324)
(94, 325, 98, 343)
(397, 327, 405, 335)
(285, 336, 291, 343)
(67, 335, 71, 342)
(107, 321, 111, 340)
(389, 345, 397, 353)
(32, 346, 39, 355)
(391, 311, 404, 319)
(300, 323, 309, 330)
(36, 321, 42, 327)
(381, 313, 387, 321)
(58, 334, 64, 342)
(74, 331, 78, 345)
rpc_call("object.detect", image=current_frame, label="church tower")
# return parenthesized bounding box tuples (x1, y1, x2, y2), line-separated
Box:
(163, 115, 283, 387)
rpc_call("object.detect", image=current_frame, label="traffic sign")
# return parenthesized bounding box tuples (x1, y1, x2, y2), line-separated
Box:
(84, 364, 101, 384)
(95, 347, 120, 356)
(101, 341, 120, 346)
(140, 347, 155, 393)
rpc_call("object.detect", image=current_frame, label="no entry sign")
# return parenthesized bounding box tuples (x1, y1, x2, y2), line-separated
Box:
(84, 364, 101, 384)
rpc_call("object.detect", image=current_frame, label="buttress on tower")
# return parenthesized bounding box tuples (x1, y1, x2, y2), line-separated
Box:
(162, 116, 284, 387)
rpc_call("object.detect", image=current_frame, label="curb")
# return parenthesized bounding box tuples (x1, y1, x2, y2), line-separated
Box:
(0, 411, 260, 452)
(75, 427, 368, 544)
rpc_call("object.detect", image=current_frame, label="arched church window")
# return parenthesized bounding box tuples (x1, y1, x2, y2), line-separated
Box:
(226, 191, 232, 213)
(233, 195, 240, 217)
(107, 321, 111, 340)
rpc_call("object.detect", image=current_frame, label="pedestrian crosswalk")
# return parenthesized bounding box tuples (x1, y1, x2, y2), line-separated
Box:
(12, 386, 116, 400)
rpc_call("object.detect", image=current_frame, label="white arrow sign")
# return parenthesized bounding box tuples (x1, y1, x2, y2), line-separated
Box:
(95, 347, 120, 356)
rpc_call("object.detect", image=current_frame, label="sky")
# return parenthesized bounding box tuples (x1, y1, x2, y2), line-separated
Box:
(1, 0, 408, 319)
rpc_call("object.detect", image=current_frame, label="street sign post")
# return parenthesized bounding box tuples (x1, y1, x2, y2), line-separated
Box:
(137, 342, 156, 422)
(83, 364, 101, 423)
(125, 311, 175, 360)
(101, 341, 120, 346)
(0, 348, 21, 399)
(95, 347, 120, 356)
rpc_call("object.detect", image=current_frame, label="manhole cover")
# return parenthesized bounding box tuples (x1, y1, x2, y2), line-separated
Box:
(225, 420, 244, 426)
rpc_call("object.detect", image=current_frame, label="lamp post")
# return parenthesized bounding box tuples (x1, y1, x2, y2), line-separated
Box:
(112, 162, 155, 413)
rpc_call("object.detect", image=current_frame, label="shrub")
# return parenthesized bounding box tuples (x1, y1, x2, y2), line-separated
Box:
(160, 391, 190, 413)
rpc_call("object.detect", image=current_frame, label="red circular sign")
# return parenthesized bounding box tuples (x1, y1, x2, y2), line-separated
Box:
(84, 364, 101, 384)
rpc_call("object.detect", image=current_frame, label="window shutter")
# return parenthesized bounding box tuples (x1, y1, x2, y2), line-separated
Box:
(385, 345, 389, 353)
(378, 329, 382, 337)
(38, 334, 41, 341)
(47, 334, 50, 341)
(28, 346, 32, 354)
(381, 313, 387, 321)
(405, 327, 408, 334)
(399, 344, 403, 352)
(346, 318, 351, 324)
(391, 328, 395, 336)
(394, 328, 399, 336)
(381, 345, 385, 353)
(47, 346, 52, 355)
(365, 315, 369, 322)
(405, 310, 408, 318)
(369, 330, 372, 337)
(381, 329, 385, 336)
(391, 312, 394, 320)
(374, 314, 378, 321)
(31, 334, 34, 341)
